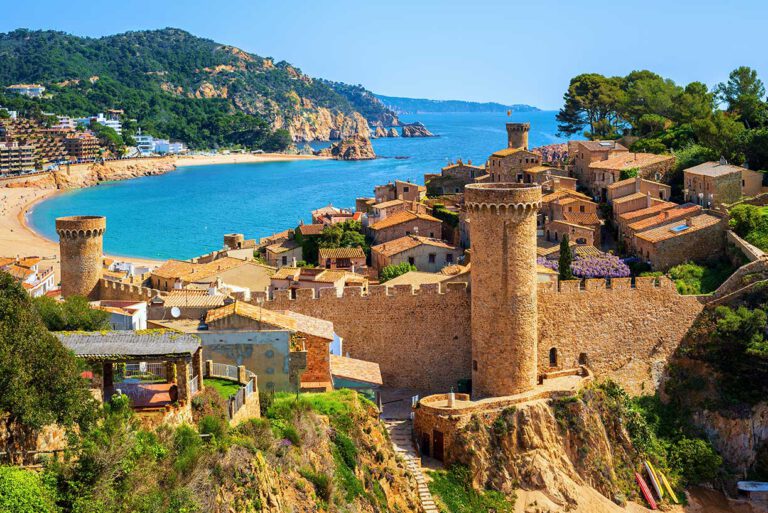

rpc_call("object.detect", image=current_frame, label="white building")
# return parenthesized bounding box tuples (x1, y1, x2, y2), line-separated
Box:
(0, 257, 56, 297)
(91, 300, 148, 330)
(6, 84, 45, 98)
(134, 131, 187, 155)
(77, 113, 122, 135)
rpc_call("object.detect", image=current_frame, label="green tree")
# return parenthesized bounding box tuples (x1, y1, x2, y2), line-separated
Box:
(669, 438, 723, 484)
(619, 167, 639, 180)
(32, 295, 110, 331)
(318, 220, 369, 253)
(728, 204, 764, 237)
(556, 73, 626, 138)
(0, 466, 60, 513)
(89, 122, 124, 156)
(0, 273, 97, 461)
(743, 128, 768, 171)
(716, 66, 767, 128)
(558, 234, 573, 281)
(692, 110, 746, 164)
(379, 262, 417, 282)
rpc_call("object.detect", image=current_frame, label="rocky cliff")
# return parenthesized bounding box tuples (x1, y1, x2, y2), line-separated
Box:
(401, 122, 435, 137)
(316, 136, 376, 160)
(387, 128, 400, 138)
(272, 106, 371, 142)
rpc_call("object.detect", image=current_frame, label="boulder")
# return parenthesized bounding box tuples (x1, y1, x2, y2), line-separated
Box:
(374, 126, 387, 138)
(387, 128, 399, 138)
(401, 122, 434, 137)
(329, 129, 342, 140)
(315, 135, 376, 160)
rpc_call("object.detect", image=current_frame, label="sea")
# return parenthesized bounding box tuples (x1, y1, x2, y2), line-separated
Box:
(29, 110, 564, 260)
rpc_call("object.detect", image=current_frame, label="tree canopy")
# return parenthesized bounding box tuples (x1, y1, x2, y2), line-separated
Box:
(32, 295, 110, 332)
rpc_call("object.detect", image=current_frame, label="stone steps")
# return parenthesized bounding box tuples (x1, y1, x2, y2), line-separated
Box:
(384, 419, 439, 513)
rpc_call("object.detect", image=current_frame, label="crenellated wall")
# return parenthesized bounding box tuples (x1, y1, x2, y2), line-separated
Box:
(97, 279, 166, 302)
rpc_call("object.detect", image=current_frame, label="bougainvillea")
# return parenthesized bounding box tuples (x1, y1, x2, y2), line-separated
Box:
(537, 255, 630, 278)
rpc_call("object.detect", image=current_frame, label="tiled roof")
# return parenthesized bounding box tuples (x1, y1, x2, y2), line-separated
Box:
(562, 211, 603, 226)
(152, 257, 244, 282)
(612, 192, 648, 205)
(313, 270, 353, 283)
(685, 161, 746, 178)
(541, 189, 591, 204)
(330, 355, 382, 386)
(4, 264, 33, 280)
(16, 256, 41, 268)
(265, 239, 300, 254)
(272, 267, 302, 280)
(627, 203, 701, 232)
(635, 214, 722, 243)
(491, 147, 527, 158)
(537, 264, 558, 275)
(157, 290, 229, 308)
(368, 210, 441, 231)
(298, 224, 325, 236)
(56, 331, 200, 360)
(280, 310, 335, 340)
(384, 271, 451, 288)
(318, 247, 366, 260)
(205, 301, 334, 339)
(573, 245, 605, 257)
(372, 235, 456, 257)
(608, 176, 668, 191)
(617, 202, 677, 222)
(526, 165, 556, 174)
(589, 152, 674, 170)
(0, 257, 15, 268)
(574, 140, 628, 152)
(373, 199, 404, 209)
(312, 204, 341, 216)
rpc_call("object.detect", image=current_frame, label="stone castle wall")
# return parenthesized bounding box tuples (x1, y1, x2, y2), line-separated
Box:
(98, 279, 165, 302)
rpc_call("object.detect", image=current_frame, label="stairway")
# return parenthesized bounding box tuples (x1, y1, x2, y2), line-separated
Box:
(385, 419, 439, 513)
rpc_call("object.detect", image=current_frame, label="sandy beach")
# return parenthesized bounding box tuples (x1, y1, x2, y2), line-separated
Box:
(175, 152, 327, 167)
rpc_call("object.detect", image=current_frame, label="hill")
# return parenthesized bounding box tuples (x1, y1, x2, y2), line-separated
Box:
(375, 94, 539, 115)
(0, 28, 400, 148)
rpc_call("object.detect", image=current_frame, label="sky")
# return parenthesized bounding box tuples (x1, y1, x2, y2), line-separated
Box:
(1, 0, 767, 110)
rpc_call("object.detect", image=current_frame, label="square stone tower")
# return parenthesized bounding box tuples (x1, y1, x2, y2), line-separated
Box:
(506, 122, 530, 150)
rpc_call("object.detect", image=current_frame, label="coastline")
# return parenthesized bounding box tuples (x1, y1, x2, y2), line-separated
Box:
(1, 152, 320, 272)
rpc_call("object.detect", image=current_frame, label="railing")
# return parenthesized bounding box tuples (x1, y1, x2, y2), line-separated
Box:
(210, 362, 239, 380)
(189, 374, 200, 396)
(227, 377, 256, 421)
(118, 362, 166, 380)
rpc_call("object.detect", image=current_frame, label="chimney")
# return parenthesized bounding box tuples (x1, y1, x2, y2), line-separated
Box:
(635, 175, 642, 192)
(448, 388, 456, 408)
(646, 191, 652, 208)
(292, 257, 297, 267)
(686, 217, 693, 227)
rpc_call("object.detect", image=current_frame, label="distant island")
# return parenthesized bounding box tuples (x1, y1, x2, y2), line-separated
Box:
(375, 94, 540, 114)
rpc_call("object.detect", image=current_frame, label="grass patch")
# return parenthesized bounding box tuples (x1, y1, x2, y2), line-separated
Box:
(204, 377, 241, 400)
(268, 389, 365, 433)
(428, 465, 514, 513)
(668, 260, 735, 295)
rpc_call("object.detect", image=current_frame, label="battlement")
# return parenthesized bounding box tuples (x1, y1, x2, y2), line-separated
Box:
(537, 275, 676, 294)
(464, 183, 542, 215)
(55, 215, 106, 238)
(505, 122, 530, 132)
(265, 282, 469, 305)
(98, 279, 165, 301)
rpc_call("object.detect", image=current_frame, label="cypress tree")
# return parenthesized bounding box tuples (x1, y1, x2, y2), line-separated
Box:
(558, 234, 574, 280)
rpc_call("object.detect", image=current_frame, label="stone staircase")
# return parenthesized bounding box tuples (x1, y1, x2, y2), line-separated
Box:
(385, 419, 439, 513)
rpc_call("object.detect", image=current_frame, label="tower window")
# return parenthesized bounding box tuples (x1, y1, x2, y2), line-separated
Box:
(549, 347, 558, 367)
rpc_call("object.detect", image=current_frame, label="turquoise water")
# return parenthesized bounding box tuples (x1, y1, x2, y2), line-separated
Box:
(29, 111, 564, 260)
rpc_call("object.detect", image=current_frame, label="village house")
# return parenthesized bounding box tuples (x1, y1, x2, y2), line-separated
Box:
(150, 257, 272, 294)
(355, 197, 377, 213)
(270, 267, 368, 298)
(311, 204, 354, 225)
(539, 190, 602, 247)
(569, 140, 629, 184)
(318, 247, 366, 271)
(633, 213, 727, 270)
(367, 210, 443, 244)
(374, 180, 426, 203)
(620, 203, 702, 253)
(91, 300, 148, 330)
(683, 160, 764, 207)
(264, 238, 303, 267)
(616, 201, 677, 243)
(587, 152, 675, 200)
(148, 290, 232, 321)
(487, 147, 543, 183)
(606, 176, 672, 205)
(0, 256, 55, 297)
(371, 235, 462, 273)
(612, 191, 671, 220)
(424, 159, 487, 196)
(297, 223, 325, 238)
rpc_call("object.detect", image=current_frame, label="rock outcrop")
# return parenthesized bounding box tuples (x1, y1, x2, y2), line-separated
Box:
(315, 135, 376, 160)
(272, 106, 371, 142)
(401, 122, 434, 137)
(387, 128, 400, 138)
(374, 126, 388, 138)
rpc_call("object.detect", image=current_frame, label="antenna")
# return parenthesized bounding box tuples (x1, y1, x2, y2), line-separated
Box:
(171, 306, 181, 318)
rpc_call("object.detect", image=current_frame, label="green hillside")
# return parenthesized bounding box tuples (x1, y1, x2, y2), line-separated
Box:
(0, 28, 398, 149)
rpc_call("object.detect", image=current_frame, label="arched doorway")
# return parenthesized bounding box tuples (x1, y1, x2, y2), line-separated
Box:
(549, 347, 558, 368)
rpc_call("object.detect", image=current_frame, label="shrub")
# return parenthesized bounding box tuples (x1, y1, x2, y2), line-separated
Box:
(0, 466, 59, 513)
(299, 468, 332, 502)
(281, 425, 301, 446)
(198, 414, 229, 441)
(333, 432, 357, 469)
(669, 438, 722, 484)
(428, 465, 514, 513)
(237, 418, 274, 451)
(379, 262, 417, 282)
(173, 424, 203, 476)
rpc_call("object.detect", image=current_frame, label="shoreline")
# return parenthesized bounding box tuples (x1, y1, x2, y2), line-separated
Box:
(176, 153, 327, 167)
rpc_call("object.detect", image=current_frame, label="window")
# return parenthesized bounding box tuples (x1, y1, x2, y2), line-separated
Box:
(403, 186, 409, 192)
(428, 253, 436, 263)
(473, 360, 478, 371)
(405, 231, 411, 236)
(578, 352, 588, 365)
(549, 347, 558, 367)
(281, 256, 287, 265)
(446, 254, 454, 263)
(579, 205, 585, 213)
(429, 232, 434, 237)
(408, 257, 415, 265)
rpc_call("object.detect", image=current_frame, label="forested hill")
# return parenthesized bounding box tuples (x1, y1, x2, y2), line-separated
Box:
(0, 28, 399, 148)
(375, 94, 539, 114)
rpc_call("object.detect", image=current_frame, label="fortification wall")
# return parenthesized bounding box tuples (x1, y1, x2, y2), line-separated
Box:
(264, 282, 472, 392)
(97, 279, 165, 302)
(538, 276, 703, 395)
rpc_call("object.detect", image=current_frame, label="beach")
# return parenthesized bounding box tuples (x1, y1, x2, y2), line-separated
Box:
(176, 152, 327, 167)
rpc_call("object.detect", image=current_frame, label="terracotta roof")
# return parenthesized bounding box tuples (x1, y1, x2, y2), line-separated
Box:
(313, 270, 353, 283)
(373, 199, 404, 209)
(5, 264, 33, 280)
(272, 267, 302, 280)
(612, 192, 648, 205)
(205, 301, 333, 340)
(635, 214, 722, 243)
(627, 203, 701, 232)
(685, 161, 747, 178)
(298, 224, 325, 236)
(562, 211, 603, 226)
(152, 257, 244, 282)
(157, 290, 229, 308)
(608, 176, 668, 191)
(541, 189, 591, 204)
(573, 245, 605, 257)
(0, 257, 15, 268)
(330, 355, 382, 386)
(617, 202, 677, 222)
(574, 140, 628, 152)
(526, 165, 556, 174)
(368, 210, 441, 231)
(372, 235, 456, 257)
(318, 247, 366, 260)
(491, 147, 528, 158)
(312, 204, 342, 216)
(589, 152, 674, 170)
(442, 162, 484, 171)
(16, 256, 41, 268)
(265, 239, 300, 254)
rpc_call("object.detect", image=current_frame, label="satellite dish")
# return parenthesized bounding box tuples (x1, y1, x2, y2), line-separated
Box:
(170, 307, 181, 318)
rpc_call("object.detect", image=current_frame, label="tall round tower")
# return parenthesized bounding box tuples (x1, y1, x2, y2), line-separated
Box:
(56, 216, 106, 299)
(506, 122, 530, 150)
(465, 183, 541, 398)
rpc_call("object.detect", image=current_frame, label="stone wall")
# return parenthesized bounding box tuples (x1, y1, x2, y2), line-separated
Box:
(98, 279, 165, 302)
(538, 276, 703, 395)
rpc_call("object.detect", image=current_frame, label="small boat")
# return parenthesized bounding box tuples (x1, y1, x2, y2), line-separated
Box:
(635, 472, 658, 510)
(659, 470, 679, 504)
(645, 461, 664, 499)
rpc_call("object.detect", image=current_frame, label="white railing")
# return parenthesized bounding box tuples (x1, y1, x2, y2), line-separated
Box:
(121, 362, 166, 379)
(189, 375, 199, 396)
(210, 362, 239, 380)
(245, 378, 254, 397)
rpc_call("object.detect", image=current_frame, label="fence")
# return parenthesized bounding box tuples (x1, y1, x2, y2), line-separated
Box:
(210, 362, 239, 381)
(118, 362, 167, 381)
(189, 374, 200, 396)
(228, 377, 257, 421)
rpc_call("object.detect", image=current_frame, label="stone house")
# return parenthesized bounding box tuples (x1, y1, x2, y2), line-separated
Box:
(264, 239, 303, 267)
(621, 203, 702, 253)
(318, 247, 366, 271)
(425, 160, 487, 196)
(569, 140, 628, 184)
(311, 204, 354, 225)
(632, 213, 727, 270)
(612, 192, 670, 220)
(616, 201, 677, 244)
(374, 180, 426, 203)
(545, 220, 600, 247)
(487, 147, 542, 183)
(540, 190, 602, 247)
(587, 153, 675, 200)
(367, 210, 443, 244)
(150, 257, 248, 291)
(370, 235, 462, 273)
(684, 160, 764, 207)
(269, 267, 368, 298)
(606, 176, 671, 205)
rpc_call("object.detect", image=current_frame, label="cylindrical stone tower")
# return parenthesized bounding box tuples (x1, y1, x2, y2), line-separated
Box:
(56, 215, 106, 299)
(465, 183, 541, 398)
(506, 122, 529, 150)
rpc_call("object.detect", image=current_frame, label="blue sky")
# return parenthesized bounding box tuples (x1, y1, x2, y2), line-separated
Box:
(2, 0, 766, 109)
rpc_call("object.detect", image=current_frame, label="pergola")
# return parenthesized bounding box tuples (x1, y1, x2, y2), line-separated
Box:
(57, 331, 204, 408)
